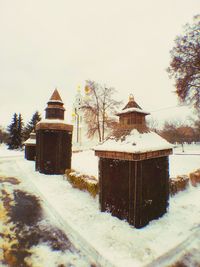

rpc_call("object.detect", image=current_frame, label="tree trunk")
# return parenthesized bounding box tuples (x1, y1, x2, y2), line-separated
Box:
(93, 88, 102, 142)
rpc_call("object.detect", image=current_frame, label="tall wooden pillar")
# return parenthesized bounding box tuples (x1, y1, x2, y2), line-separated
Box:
(36, 89, 73, 175)
(95, 95, 173, 228)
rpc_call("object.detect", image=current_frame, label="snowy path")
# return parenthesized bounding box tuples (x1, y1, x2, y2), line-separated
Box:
(0, 157, 114, 267)
(146, 229, 200, 267)
(0, 149, 200, 266)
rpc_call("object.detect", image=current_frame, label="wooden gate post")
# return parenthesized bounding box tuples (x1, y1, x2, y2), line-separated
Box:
(95, 95, 173, 228)
(36, 89, 73, 175)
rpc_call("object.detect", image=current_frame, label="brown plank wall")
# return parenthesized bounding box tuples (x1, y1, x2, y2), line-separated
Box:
(99, 156, 169, 228)
(25, 145, 36, 161)
(36, 129, 72, 174)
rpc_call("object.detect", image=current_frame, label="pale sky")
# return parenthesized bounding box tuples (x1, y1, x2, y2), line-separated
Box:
(0, 0, 199, 128)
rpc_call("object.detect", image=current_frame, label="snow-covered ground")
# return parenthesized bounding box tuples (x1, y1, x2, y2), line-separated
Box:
(72, 144, 200, 178)
(0, 144, 200, 266)
(0, 144, 23, 157)
(174, 143, 200, 155)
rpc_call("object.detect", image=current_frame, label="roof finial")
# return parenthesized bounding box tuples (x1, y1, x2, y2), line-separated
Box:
(129, 94, 134, 102)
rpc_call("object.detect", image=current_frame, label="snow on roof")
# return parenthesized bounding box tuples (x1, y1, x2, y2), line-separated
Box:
(24, 132, 36, 145)
(95, 129, 173, 153)
(37, 119, 68, 124)
(36, 119, 73, 131)
(116, 107, 150, 116)
(48, 100, 64, 104)
(24, 138, 36, 145)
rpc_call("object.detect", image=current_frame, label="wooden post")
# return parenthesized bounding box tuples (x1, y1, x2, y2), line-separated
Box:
(36, 89, 73, 175)
(95, 95, 173, 228)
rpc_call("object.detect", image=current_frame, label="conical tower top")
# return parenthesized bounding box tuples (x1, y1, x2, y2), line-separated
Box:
(49, 88, 63, 103)
(46, 89, 65, 120)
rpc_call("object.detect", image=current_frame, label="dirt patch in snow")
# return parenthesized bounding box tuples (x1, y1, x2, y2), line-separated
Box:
(170, 250, 200, 267)
(0, 176, 20, 185)
(0, 177, 94, 267)
(10, 190, 43, 226)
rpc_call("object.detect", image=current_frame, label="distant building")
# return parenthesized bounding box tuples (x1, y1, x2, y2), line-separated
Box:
(36, 89, 73, 174)
(24, 131, 36, 161)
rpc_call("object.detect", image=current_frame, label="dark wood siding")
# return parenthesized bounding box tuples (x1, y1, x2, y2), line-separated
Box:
(46, 108, 64, 120)
(99, 156, 169, 228)
(25, 145, 36, 161)
(138, 157, 169, 227)
(99, 158, 129, 221)
(36, 129, 72, 174)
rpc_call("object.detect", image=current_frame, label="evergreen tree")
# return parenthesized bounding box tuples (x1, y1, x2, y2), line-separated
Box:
(7, 113, 19, 149)
(7, 113, 24, 149)
(17, 113, 24, 148)
(23, 111, 41, 141)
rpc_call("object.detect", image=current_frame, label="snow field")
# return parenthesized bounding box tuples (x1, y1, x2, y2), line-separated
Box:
(0, 144, 200, 266)
(72, 147, 200, 179)
(16, 158, 200, 267)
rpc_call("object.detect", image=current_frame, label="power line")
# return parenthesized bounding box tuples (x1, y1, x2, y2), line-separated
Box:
(150, 104, 188, 113)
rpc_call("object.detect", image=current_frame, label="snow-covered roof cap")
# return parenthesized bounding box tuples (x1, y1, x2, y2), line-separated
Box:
(24, 132, 36, 146)
(29, 132, 36, 138)
(37, 119, 69, 124)
(36, 119, 73, 131)
(95, 129, 173, 154)
(116, 94, 150, 116)
(24, 138, 36, 145)
(116, 107, 150, 116)
(48, 99, 64, 104)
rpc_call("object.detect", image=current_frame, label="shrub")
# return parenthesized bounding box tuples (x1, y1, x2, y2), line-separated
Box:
(189, 169, 200, 187)
(169, 175, 189, 196)
(65, 169, 99, 198)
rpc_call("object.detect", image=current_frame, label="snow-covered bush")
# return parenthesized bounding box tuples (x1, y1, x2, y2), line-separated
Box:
(189, 169, 200, 187)
(169, 175, 189, 196)
(65, 169, 99, 197)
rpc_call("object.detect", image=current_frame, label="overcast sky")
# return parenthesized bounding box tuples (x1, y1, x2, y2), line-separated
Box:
(0, 0, 199, 128)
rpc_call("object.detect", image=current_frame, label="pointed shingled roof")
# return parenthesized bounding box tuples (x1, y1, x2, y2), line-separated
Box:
(123, 94, 141, 110)
(116, 94, 150, 116)
(49, 89, 63, 102)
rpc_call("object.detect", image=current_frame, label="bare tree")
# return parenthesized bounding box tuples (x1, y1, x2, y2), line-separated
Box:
(188, 114, 200, 141)
(146, 117, 159, 132)
(0, 126, 9, 144)
(167, 15, 200, 114)
(82, 80, 121, 142)
(160, 120, 196, 144)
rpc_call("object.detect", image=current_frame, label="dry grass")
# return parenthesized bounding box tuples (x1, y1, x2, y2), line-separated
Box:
(189, 169, 200, 187)
(65, 169, 99, 198)
(0, 176, 20, 185)
(169, 175, 189, 196)
(169, 250, 200, 267)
